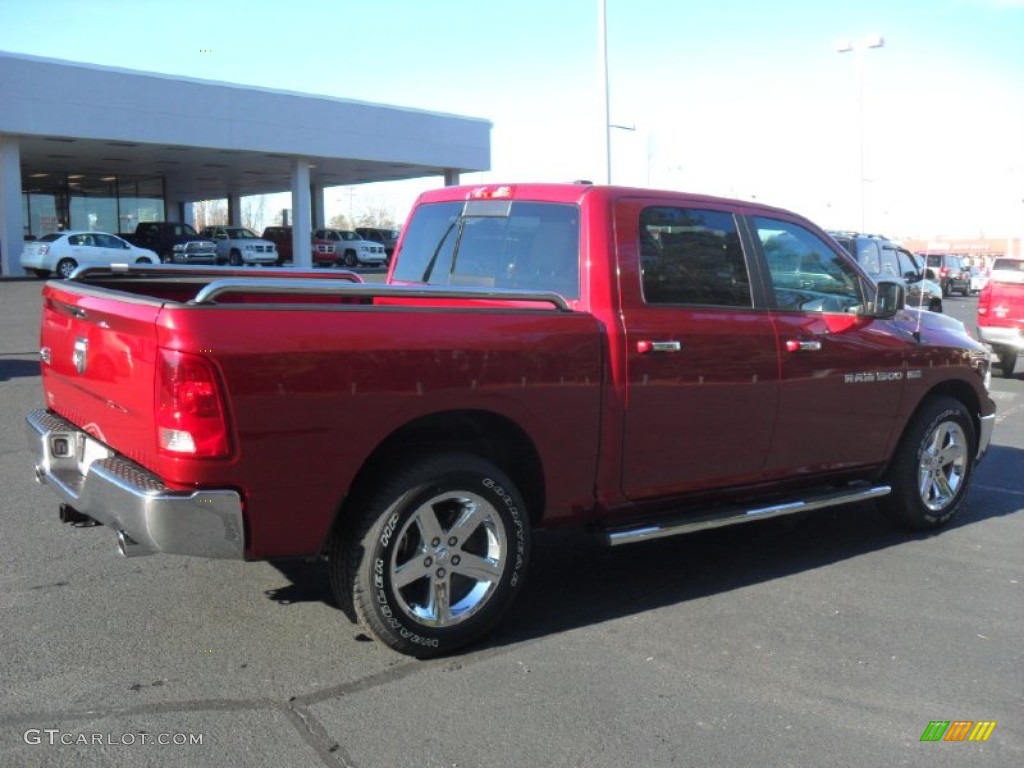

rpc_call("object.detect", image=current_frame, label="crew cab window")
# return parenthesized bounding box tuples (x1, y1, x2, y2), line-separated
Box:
(638, 207, 751, 307)
(754, 217, 864, 313)
(393, 201, 580, 299)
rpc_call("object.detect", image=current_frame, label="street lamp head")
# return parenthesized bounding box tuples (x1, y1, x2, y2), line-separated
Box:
(834, 34, 885, 53)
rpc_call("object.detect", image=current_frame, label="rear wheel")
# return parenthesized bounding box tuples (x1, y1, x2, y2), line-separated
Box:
(880, 396, 975, 530)
(134, 257, 152, 264)
(55, 258, 78, 279)
(329, 452, 531, 658)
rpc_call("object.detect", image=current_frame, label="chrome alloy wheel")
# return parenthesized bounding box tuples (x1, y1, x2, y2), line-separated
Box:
(917, 420, 969, 512)
(389, 491, 508, 628)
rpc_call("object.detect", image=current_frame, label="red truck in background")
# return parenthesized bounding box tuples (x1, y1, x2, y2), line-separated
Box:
(976, 256, 1024, 377)
(26, 183, 995, 657)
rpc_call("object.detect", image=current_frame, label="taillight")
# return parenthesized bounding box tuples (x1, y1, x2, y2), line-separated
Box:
(157, 349, 231, 458)
(468, 185, 515, 199)
(977, 285, 991, 316)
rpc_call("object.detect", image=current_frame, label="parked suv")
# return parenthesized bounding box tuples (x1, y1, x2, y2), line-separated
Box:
(355, 226, 400, 261)
(313, 228, 387, 267)
(829, 232, 943, 312)
(260, 226, 294, 264)
(924, 253, 971, 297)
(199, 226, 278, 266)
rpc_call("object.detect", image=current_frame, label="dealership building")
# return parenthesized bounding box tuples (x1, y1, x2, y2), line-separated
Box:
(0, 50, 491, 275)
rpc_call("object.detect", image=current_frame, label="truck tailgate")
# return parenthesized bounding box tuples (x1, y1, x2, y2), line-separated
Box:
(40, 283, 163, 472)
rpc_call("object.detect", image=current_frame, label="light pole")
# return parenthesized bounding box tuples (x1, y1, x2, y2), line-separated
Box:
(599, 0, 611, 184)
(836, 34, 884, 232)
(598, 0, 635, 184)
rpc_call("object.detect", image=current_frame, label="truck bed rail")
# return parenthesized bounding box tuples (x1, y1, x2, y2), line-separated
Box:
(68, 263, 362, 282)
(190, 280, 573, 310)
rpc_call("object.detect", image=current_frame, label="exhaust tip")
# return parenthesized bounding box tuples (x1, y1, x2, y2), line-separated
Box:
(116, 530, 152, 558)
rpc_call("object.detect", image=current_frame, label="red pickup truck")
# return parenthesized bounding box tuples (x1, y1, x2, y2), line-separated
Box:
(976, 256, 1024, 377)
(26, 183, 995, 657)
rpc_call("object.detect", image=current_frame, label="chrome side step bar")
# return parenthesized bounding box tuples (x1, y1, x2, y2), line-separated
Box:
(604, 484, 891, 547)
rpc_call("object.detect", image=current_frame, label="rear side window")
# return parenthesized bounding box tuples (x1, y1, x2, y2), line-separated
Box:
(754, 217, 864, 313)
(638, 207, 751, 307)
(393, 201, 580, 298)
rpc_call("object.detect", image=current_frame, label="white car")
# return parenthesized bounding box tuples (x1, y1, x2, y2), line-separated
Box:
(969, 267, 989, 294)
(21, 231, 158, 279)
(199, 226, 279, 266)
(313, 228, 388, 267)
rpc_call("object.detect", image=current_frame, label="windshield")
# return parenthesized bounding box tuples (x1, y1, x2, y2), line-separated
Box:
(392, 200, 580, 299)
(226, 228, 259, 239)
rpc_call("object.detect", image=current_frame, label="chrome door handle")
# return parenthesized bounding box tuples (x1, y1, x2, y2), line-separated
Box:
(785, 339, 822, 352)
(637, 340, 682, 354)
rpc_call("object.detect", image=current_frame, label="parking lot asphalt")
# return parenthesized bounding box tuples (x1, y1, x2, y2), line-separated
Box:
(0, 280, 1020, 767)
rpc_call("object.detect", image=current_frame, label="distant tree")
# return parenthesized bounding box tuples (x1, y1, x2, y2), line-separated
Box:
(241, 196, 267, 233)
(193, 199, 227, 230)
(327, 213, 352, 230)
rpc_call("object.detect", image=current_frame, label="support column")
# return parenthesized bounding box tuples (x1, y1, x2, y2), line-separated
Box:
(290, 158, 312, 268)
(227, 194, 242, 226)
(443, 169, 460, 186)
(311, 183, 326, 229)
(0, 135, 25, 277)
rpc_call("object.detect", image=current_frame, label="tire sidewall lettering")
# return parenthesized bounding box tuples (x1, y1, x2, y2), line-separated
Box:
(366, 468, 527, 653)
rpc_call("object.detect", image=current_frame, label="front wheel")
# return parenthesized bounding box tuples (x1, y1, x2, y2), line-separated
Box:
(329, 453, 531, 658)
(880, 396, 975, 530)
(343, 250, 358, 268)
(229, 250, 243, 267)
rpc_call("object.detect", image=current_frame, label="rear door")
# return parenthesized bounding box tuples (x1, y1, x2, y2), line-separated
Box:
(749, 215, 907, 474)
(616, 198, 780, 499)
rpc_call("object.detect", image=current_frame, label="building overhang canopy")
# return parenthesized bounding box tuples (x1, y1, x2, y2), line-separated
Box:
(1, 51, 491, 201)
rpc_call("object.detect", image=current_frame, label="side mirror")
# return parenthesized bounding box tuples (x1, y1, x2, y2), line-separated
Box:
(872, 280, 904, 317)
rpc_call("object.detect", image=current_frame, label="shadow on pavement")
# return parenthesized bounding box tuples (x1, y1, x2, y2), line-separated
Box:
(264, 444, 1023, 652)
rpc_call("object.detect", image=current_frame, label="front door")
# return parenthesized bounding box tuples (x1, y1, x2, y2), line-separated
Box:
(750, 215, 907, 474)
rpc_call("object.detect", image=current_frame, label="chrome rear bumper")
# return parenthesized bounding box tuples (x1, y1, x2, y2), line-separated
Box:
(26, 409, 244, 559)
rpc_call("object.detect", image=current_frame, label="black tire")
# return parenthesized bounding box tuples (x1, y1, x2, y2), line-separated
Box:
(928, 298, 943, 313)
(229, 250, 243, 267)
(329, 452, 531, 658)
(343, 250, 358, 268)
(880, 396, 975, 530)
(55, 258, 78, 279)
(998, 350, 1018, 378)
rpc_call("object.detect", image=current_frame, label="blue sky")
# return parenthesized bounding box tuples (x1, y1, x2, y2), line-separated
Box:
(1, 0, 1022, 238)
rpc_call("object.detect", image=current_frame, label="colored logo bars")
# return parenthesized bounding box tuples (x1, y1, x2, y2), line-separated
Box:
(920, 721, 997, 742)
